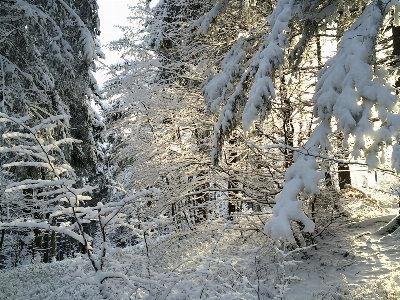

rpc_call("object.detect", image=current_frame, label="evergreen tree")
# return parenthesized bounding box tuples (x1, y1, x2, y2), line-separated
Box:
(197, 0, 400, 242)
(0, 0, 104, 265)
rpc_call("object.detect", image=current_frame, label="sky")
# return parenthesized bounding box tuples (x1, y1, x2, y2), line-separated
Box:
(95, 0, 135, 84)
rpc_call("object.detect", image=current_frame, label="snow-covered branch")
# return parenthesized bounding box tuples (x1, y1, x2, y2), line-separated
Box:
(265, 1, 399, 243)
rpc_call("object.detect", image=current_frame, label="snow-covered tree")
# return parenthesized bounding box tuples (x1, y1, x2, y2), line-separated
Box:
(0, 0, 104, 172)
(198, 0, 400, 243)
(104, 0, 292, 224)
(0, 0, 105, 265)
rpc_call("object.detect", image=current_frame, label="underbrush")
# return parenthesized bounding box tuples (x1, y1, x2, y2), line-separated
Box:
(0, 216, 315, 299)
(0, 176, 398, 299)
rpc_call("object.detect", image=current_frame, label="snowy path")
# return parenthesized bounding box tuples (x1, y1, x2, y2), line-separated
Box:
(286, 215, 400, 299)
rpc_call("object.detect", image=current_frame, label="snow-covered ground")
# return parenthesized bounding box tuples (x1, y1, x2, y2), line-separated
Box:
(0, 170, 399, 299)
(285, 214, 400, 299)
(284, 168, 400, 299)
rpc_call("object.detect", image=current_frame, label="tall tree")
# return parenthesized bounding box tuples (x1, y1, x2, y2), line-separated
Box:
(0, 0, 104, 266)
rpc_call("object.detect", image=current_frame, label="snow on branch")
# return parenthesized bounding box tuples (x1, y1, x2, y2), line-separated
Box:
(203, 38, 248, 112)
(204, 0, 294, 164)
(190, 0, 228, 34)
(1, 113, 80, 192)
(313, 2, 398, 169)
(264, 122, 329, 243)
(57, 0, 99, 60)
(7, 0, 74, 63)
(5, 179, 76, 192)
(265, 2, 399, 243)
(0, 220, 86, 246)
(242, 0, 293, 133)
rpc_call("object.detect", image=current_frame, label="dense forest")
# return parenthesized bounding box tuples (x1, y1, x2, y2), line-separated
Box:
(1, 0, 400, 299)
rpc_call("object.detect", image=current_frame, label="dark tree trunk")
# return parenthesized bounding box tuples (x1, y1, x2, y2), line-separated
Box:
(43, 230, 50, 263)
(227, 137, 241, 219)
(393, 24, 400, 221)
(50, 217, 57, 261)
(31, 211, 43, 262)
(338, 163, 351, 190)
(32, 228, 42, 261)
(280, 76, 294, 168)
(0, 205, 5, 251)
(374, 25, 400, 236)
(393, 26, 400, 92)
(393, 26, 400, 56)
(0, 229, 4, 251)
(228, 180, 239, 218)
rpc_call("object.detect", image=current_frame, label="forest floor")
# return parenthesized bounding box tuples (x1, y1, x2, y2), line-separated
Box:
(284, 169, 400, 299)
(285, 213, 400, 299)
(0, 169, 399, 299)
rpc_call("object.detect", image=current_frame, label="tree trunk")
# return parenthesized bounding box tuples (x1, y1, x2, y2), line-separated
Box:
(338, 163, 351, 190)
(0, 229, 4, 250)
(0, 205, 5, 251)
(43, 230, 50, 263)
(32, 211, 43, 262)
(50, 217, 57, 261)
(228, 180, 239, 219)
(32, 228, 42, 262)
(280, 76, 294, 168)
(393, 26, 400, 91)
(227, 137, 241, 219)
